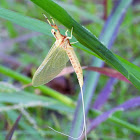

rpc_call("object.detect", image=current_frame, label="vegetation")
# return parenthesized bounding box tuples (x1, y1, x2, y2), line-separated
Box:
(0, 0, 140, 139)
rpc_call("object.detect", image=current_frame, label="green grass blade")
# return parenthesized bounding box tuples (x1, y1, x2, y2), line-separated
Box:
(115, 54, 140, 81)
(0, 82, 73, 112)
(4, 110, 44, 139)
(0, 7, 51, 36)
(0, 65, 75, 107)
(58, 2, 104, 25)
(30, 0, 140, 90)
(92, 109, 140, 134)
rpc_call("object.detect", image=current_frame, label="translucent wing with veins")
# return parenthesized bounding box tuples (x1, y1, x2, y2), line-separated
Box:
(32, 44, 69, 87)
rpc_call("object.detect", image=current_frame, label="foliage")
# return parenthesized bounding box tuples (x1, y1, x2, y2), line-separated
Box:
(0, 0, 140, 139)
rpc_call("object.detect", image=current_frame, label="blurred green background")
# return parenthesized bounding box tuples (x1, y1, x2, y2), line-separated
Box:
(0, 0, 140, 140)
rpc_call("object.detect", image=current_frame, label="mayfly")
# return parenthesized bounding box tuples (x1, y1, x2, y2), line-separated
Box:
(32, 14, 87, 140)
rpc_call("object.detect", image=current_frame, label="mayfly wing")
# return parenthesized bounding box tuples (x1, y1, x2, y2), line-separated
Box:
(32, 42, 57, 86)
(32, 46, 69, 87)
(43, 42, 57, 61)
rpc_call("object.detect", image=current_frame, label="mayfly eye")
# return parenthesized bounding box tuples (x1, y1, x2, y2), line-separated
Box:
(51, 29, 56, 35)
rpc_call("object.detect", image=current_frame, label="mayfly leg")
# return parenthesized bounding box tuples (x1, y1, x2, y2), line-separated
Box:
(50, 17, 55, 25)
(65, 27, 78, 44)
(42, 13, 51, 25)
(65, 29, 69, 36)
(42, 14, 59, 30)
(70, 41, 78, 44)
(66, 27, 73, 39)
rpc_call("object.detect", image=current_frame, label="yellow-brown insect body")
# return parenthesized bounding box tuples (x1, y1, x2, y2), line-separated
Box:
(54, 29, 83, 88)
(32, 15, 87, 140)
(66, 45, 83, 88)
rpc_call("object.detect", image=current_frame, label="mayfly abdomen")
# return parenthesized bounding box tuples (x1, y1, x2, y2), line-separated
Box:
(66, 46, 83, 88)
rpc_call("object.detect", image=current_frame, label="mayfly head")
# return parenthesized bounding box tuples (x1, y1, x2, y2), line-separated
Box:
(51, 28, 62, 39)
(42, 14, 63, 39)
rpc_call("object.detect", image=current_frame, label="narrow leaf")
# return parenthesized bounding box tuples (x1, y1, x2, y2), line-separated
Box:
(85, 67, 130, 83)
(93, 78, 117, 109)
(0, 65, 75, 107)
(5, 114, 22, 140)
(57, 66, 130, 83)
(0, 82, 73, 113)
(87, 97, 140, 135)
(0, 7, 51, 35)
